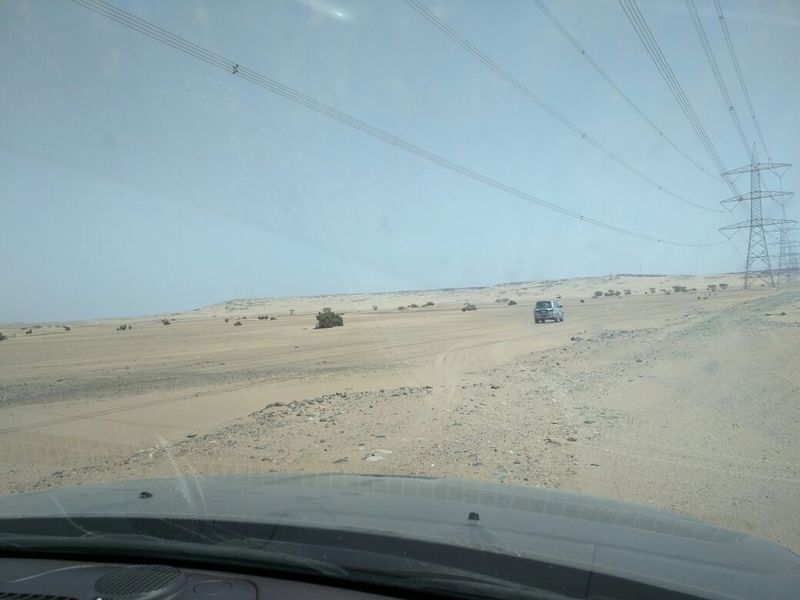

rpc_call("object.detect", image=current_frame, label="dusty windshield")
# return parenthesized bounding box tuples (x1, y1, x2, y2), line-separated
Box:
(1, 0, 799, 558)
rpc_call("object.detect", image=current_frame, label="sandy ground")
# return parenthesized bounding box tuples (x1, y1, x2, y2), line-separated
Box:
(1, 274, 799, 553)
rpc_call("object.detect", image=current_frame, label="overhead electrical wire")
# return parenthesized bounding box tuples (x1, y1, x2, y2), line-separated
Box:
(530, 0, 721, 184)
(68, 0, 721, 247)
(618, 0, 742, 202)
(685, 0, 750, 157)
(714, 0, 772, 162)
(403, 0, 722, 214)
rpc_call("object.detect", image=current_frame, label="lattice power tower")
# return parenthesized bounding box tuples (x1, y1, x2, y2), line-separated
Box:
(720, 146, 795, 288)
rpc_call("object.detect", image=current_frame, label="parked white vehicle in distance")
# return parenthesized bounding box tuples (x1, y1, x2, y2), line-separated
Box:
(534, 300, 564, 323)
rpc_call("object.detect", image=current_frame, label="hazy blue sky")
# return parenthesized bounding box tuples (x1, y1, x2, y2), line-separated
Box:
(2, 0, 798, 322)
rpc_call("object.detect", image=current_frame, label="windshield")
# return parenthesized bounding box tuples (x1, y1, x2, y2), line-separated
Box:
(1, 0, 799, 592)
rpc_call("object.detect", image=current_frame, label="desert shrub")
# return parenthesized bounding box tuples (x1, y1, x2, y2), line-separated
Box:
(316, 307, 343, 329)
(257, 315, 269, 320)
(224, 318, 230, 323)
(719, 283, 728, 289)
(398, 306, 405, 311)
(233, 321, 242, 327)
(270, 316, 276, 321)
(161, 319, 171, 326)
(0, 332, 6, 342)
(507, 300, 517, 306)
(462, 303, 477, 312)
(580, 299, 585, 303)
(614, 291, 621, 296)
(604, 292, 613, 297)
(423, 301, 434, 306)
(63, 326, 71, 331)
(25, 328, 32, 335)
(372, 305, 378, 311)
(594, 291, 603, 297)
(290, 309, 295, 315)
(495, 297, 509, 303)
(649, 287, 656, 293)
(624, 289, 631, 295)
(707, 284, 717, 291)
(408, 303, 419, 308)
(672, 285, 687, 293)
(116, 324, 128, 331)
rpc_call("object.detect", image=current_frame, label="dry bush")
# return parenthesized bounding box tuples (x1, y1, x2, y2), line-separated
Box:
(316, 307, 343, 328)
(462, 303, 477, 312)
(233, 321, 243, 327)
(507, 300, 517, 305)
(161, 319, 171, 326)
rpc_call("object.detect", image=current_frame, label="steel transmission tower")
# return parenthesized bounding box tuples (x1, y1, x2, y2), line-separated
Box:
(719, 145, 795, 288)
(774, 206, 799, 284)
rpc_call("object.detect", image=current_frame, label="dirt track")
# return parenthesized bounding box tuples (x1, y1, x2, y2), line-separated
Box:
(1, 277, 799, 552)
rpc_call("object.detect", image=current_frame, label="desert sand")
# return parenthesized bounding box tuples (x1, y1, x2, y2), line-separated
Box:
(1, 273, 799, 552)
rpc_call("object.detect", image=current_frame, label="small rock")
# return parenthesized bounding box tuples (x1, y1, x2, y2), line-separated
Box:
(635, 358, 642, 363)
(374, 433, 386, 438)
(490, 384, 500, 390)
(333, 458, 348, 464)
(566, 436, 578, 442)
(264, 401, 285, 409)
(186, 433, 197, 438)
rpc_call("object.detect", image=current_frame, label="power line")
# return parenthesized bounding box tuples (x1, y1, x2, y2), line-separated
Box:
(530, 0, 721, 184)
(67, 0, 721, 247)
(685, 0, 750, 157)
(403, 0, 722, 214)
(618, 0, 747, 209)
(714, 0, 772, 162)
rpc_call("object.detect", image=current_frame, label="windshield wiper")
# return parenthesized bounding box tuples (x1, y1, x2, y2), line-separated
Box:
(0, 531, 349, 578)
(348, 568, 573, 600)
